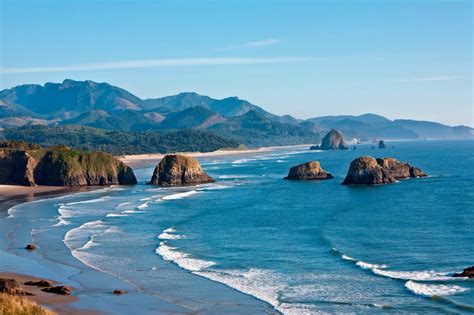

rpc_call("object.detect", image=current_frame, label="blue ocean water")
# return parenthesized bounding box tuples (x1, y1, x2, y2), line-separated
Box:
(1, 140, 473, 314)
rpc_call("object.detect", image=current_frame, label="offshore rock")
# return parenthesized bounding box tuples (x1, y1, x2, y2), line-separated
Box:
(342, 157, 427, 185)
(148, 154, 214, 186)
(318, 129, 349, 150)
(284, 161, 333, 180)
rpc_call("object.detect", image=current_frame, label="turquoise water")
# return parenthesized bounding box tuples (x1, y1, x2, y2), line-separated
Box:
(1, 140, 473, 314)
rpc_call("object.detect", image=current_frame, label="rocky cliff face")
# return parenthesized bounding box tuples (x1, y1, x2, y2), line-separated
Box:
(0, 145, 137, 186)
(315, 129, 349, 150)
(342, 156, 427, 185)
(148, 154, 214, 186)
(284, 161, 333, 180)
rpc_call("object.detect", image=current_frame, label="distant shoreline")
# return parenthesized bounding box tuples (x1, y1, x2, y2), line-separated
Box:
(117, 144, 312, 167)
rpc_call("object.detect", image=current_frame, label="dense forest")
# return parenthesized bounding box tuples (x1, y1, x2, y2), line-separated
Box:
(1, 125, 241, 155)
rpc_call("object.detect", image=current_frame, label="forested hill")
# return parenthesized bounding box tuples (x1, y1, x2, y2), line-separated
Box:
(0, 125, 241, 155)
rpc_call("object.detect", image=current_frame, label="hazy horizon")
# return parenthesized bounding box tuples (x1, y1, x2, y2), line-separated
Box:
(1, 0, 472, 126)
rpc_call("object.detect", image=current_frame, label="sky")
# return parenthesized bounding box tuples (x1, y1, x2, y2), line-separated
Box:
(1, 0, 472, 126)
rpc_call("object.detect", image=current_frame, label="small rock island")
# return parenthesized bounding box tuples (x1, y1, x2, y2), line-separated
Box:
(310, 129, 349, 150)
(148, 154, 214, 186)
(378, 140, 386, 149)
(342, 156, 427, 185)
(453, 266, 474, 278)
(284, 161, 333, 180)
(0, 141, 137, 186)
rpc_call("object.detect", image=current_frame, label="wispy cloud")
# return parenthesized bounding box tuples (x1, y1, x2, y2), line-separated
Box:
(218, 38, 282, 51)
(0, 56, 309, 74)
(398, 75, 460, 82)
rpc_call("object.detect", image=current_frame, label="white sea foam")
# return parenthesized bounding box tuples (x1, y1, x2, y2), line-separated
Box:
(372, 269, 453, 281)
(117, 202, 132, 208)
(405, 280, 468, 297)
(194, 268, 308, 315)
(106, 213, 129, 218)
(65, 196, 111, 205)
(156, 242, 215, 271)
(158, 227, 184, 240)
(137, 202, 149, 209)
(197, 184, 231, 191)
(122, 209, 145, 214)
(162, 190, 199, 200)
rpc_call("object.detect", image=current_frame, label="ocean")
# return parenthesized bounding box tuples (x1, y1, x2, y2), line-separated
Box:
(1, 140, 473, 314)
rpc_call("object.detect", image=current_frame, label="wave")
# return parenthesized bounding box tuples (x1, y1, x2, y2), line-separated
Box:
(197, 184, 231, 191)
(116, 202, 132, 208)
(336, 249, 469, 299)
(137, 202, 149, 209)
(162, 190, 199, 201)
(54, 204, 72, 226)
(65, 196, 111, 205)
(106, 213, 129, 218)
(405, 280, 469, 297)
(122, 209, 145, 214)
(156, 242, 215, 271)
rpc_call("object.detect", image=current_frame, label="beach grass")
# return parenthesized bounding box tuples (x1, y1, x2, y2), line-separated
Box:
(0, 293, 56, 315)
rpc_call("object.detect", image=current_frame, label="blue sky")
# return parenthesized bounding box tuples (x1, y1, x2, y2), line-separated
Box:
(1, 0, 472, 126)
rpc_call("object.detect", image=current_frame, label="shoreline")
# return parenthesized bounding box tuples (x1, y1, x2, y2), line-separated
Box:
(0, 187, 106, 314)
(118, 143, 311, 167)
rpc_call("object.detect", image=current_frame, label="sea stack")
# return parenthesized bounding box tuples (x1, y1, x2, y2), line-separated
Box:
(284, 161, 333, 180)
(378, 140, 386, 149)
(318, 129, 349, 150)
(148, 154, 214, 186)
(341, 156, 427, 185)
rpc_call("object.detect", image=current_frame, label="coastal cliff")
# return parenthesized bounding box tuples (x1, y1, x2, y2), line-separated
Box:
(0, 142, 137, 186)
(342, 156, 427, 185)
(148, 154, 214, 186)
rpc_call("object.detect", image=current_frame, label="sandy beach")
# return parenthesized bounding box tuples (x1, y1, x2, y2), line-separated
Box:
(0, 272, 100, 315)
(118, 144, 310, 168)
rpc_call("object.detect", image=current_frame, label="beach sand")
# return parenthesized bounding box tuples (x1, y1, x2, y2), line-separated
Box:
(118, 144, 310, 168)
(0, 272, 100, 315)
(0, 186, 104, 314)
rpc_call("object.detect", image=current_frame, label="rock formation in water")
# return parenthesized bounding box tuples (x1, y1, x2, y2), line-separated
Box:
(284, 161, 333, 180)
(148, 154, 214, 186)
(378, 140, 386, 149)
(0, 142, 137, 186)
(341, 156, 427, 185)
(318, 129, 349, 150)
(453, 266, 474, 278)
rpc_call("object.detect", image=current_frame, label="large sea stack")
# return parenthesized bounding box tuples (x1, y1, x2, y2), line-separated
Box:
(342, 156, 427, 185)
(317, 129, 349, 150)
(148, 154, 214, 186)
(0, 141, 137, 186)
(284, 161, 333, 180)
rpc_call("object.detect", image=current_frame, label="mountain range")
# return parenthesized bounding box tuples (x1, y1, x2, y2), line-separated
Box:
(0, 79, 472, 147)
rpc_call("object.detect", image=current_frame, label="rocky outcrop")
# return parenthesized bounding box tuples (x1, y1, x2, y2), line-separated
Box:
(284, 161, 333, 180)
(25, 244, 36, 250)
(316, 129, 349, 150)
(42, 285, 71, 295)
(342, 157, 427, 185)
(453, 266, 474, 278)
(0, 278, 26, 295)
(148, 154, 214, 186)
(0, 144, 137, 187)
(378, 140, 386, 149)
(24, 280, 53, 287)
(113, 289, 127, 295)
